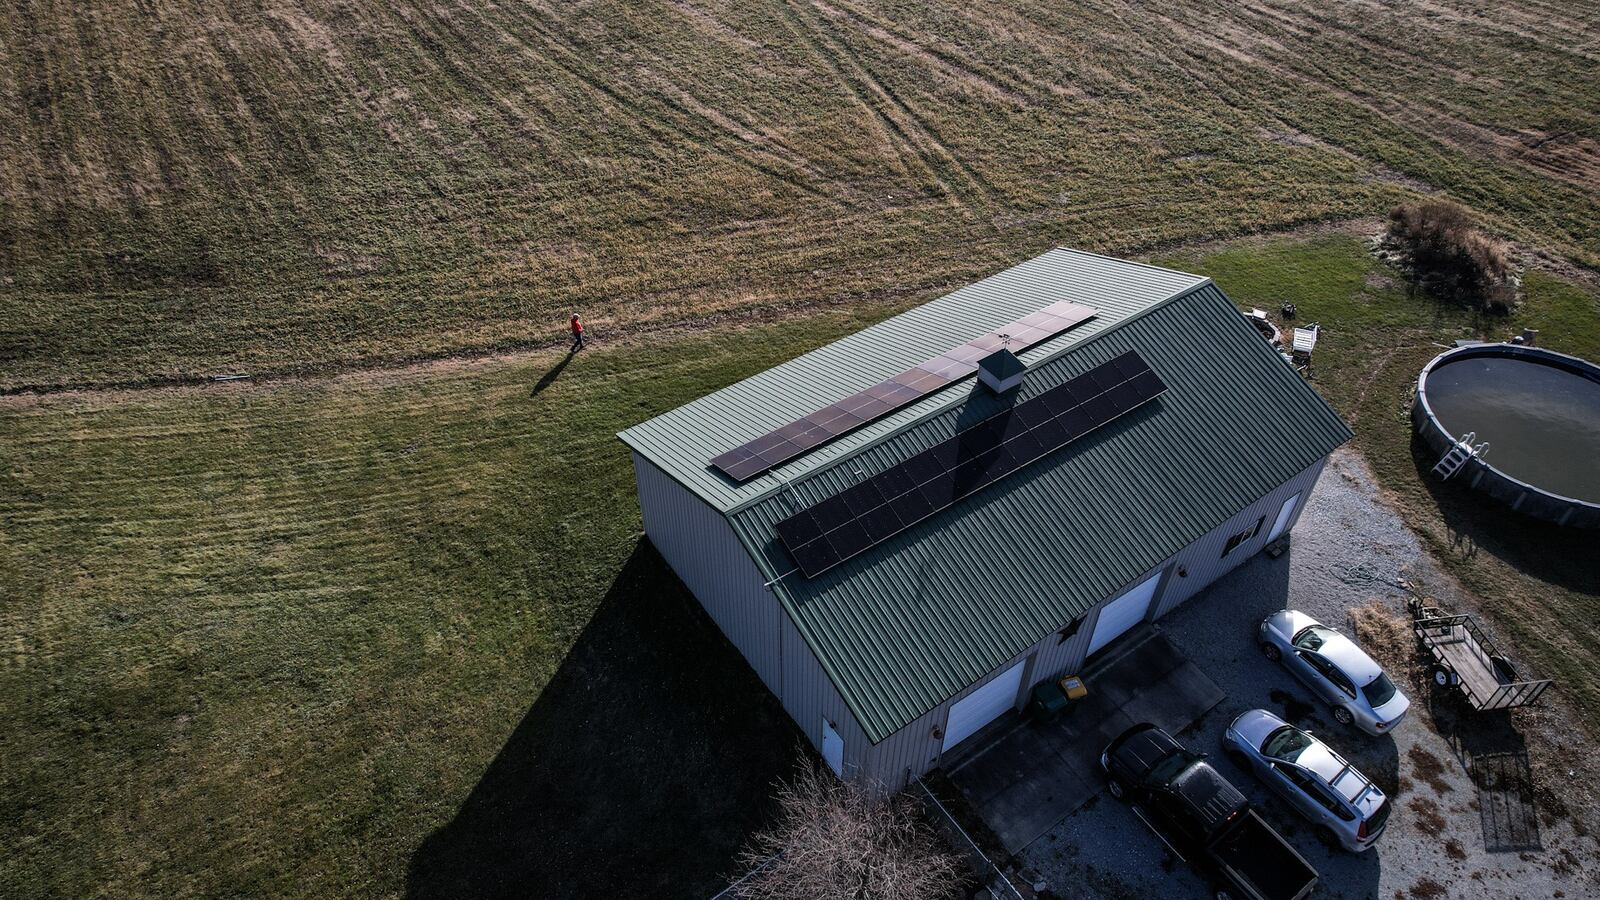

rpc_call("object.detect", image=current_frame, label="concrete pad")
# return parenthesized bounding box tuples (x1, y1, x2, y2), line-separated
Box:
(948, 632, 1226, 855)
(950, 726, 1058, 804)
(1121, 662, 1225, 735)
(983, 762, 1093, 853)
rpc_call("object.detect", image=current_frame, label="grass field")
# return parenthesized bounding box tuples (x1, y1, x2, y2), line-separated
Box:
(1158, 235, 1600, 742)
(4, 0, 1599, 389)
(5, 1, 1600, 897)
(5, 233, 1597, 896)
(0, 312, 897, 896)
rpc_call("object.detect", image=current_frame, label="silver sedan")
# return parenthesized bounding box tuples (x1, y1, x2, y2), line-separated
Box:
(1224, 709, 1392, 852)
(1259, 609, 1410, 735)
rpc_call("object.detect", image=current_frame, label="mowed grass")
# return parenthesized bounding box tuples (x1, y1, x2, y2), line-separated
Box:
(1158, 235, 1600, 741)
(4, 0, 1600, 389)
(3, 230, 1597, 896)
(0, 309, 901, 896)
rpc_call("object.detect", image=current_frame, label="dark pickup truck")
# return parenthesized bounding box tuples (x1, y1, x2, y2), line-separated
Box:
(1101, 723, 1318, 900)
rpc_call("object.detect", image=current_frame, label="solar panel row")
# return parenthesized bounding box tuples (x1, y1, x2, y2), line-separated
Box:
(775, 351, 1165, 578)
(711, 301, 1098, 482)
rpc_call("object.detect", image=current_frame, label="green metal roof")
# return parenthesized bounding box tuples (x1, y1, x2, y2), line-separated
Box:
(618, 248, 1207, 514)
(621, 249, 1353, 743)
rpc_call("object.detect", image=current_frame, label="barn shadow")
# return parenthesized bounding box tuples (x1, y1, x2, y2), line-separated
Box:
(406, 540, 800, 899)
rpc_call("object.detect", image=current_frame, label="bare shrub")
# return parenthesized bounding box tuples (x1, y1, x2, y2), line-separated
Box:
(728, 760, 965, 900)
(1386, 201, 1514, 313)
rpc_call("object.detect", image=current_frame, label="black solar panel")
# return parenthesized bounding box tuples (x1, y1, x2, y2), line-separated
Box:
(775, 351, 1166, 577)
(710, 300, 1098, 481)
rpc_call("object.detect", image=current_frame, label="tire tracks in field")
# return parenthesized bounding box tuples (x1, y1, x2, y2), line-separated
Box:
(772, 0, 995, 214)
(472, 0, 834, 201)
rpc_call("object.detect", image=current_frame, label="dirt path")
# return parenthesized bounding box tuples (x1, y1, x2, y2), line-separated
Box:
(7, 216, 1595, 407)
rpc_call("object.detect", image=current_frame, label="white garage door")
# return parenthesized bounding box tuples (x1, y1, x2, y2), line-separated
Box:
(1087, 570, 1163, 656)
(942, 658, 1026, 752)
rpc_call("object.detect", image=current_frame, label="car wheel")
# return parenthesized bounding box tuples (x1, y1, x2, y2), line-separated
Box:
(1107, 778, 1125, 800)
(1332, 706, 1355, 727)
(1316, 825, 1339, 848)
(1261, 642, 1282, 662)
(1226, 749, 1251, 771)
(1429, 663, 1453, 688)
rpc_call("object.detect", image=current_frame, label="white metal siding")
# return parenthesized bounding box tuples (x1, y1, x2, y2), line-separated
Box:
(1151, 457, 1327, 620)
(633, 454, 784, 696)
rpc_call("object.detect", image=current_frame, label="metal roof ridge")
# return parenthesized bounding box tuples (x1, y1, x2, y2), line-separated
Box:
(719, 275, 1215, 517)
(1047, 245, 1213, 283)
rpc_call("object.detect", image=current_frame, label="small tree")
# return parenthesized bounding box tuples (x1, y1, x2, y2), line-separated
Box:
(728, 760, 965, 900)
(1386, 200, 1513, 313)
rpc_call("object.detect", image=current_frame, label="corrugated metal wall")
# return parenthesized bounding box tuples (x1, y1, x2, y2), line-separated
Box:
(778, 611, 877, 782)
(633, 453, 785, 696)
(636, 452, 873, 778)
(856, 454, 1330, 791)
(636, 449, 1329, 793)
(1150, 456, 1327, 619)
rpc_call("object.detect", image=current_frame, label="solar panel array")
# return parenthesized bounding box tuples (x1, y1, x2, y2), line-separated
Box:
(775, 351, 1166, 578)
(710, 301, 1098, 482)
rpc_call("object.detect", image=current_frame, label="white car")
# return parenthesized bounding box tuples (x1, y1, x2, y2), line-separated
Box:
(1259, 610, 1409, 735)
(1224, 709, 1392, 852)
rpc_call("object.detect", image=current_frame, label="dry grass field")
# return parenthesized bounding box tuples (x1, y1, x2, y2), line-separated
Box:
(4, 2, 1600, 897)
(3, 0, 1598, 389)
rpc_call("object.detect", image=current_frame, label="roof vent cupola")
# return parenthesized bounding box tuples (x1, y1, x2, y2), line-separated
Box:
(977, 347, 1026, 394)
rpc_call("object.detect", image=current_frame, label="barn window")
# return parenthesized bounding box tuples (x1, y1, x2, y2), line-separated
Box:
(1222, 516, 1266, 557)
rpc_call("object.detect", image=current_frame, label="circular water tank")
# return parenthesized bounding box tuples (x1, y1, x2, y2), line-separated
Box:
(1412, 343, 1600, 529)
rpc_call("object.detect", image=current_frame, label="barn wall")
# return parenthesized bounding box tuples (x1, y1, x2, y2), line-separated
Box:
(857, 454, 1332, 789)
(632, 453, 784, 696)
(633, 452, 872, 776)
(1150, 455, 1327, 619)
(777, 612, 876, 782)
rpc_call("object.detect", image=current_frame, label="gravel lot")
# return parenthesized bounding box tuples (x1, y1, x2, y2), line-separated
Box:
(1021, 449, 1600, 899)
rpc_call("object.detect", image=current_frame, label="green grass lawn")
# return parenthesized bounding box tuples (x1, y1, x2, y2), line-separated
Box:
(1159, 235, 1600, 742)
(6, 1, 1600, 894)
(0, 309, 904, 896)
(4, 233, 1597, 896)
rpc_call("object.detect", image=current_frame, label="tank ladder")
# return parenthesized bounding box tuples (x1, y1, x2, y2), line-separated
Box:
(1431, 432, 1489, 480)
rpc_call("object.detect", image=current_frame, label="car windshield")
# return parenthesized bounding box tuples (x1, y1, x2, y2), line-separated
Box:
(1145, 749, 1196, 785)
(1362, 672, 1398, 707)
(1292, 624, 1338, 651)
(1261, 725, 1315, 763)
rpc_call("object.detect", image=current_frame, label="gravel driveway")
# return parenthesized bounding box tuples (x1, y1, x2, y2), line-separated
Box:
(1021, 449, 1599, 899)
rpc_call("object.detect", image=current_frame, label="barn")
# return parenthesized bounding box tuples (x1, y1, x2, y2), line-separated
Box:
(618, 248, 1352, 790)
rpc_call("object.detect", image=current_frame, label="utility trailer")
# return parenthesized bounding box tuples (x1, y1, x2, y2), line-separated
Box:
(1408, 598, 1553, 711)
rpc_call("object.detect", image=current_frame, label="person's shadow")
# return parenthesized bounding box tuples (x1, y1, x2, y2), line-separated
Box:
(530, 352, 575, 399)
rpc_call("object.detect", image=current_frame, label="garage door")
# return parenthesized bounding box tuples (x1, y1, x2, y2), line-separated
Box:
(942, 658, 1026, 751)
(1087, 570, 1163, 656)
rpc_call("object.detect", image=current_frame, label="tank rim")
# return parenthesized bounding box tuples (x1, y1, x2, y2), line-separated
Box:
(1415, 342, 1600, 517)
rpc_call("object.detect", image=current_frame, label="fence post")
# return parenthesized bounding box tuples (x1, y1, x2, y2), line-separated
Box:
(910, 777, 1025, 900)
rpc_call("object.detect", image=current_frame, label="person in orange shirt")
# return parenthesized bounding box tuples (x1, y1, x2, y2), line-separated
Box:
(569, 314, 586, 352)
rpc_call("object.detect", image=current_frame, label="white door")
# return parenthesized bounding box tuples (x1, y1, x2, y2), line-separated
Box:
(942, 658, 1026, 752)
(1087, 570, 1163, 656)
(1267, 492, 1300, 542)
(821, 719, 844, 776)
